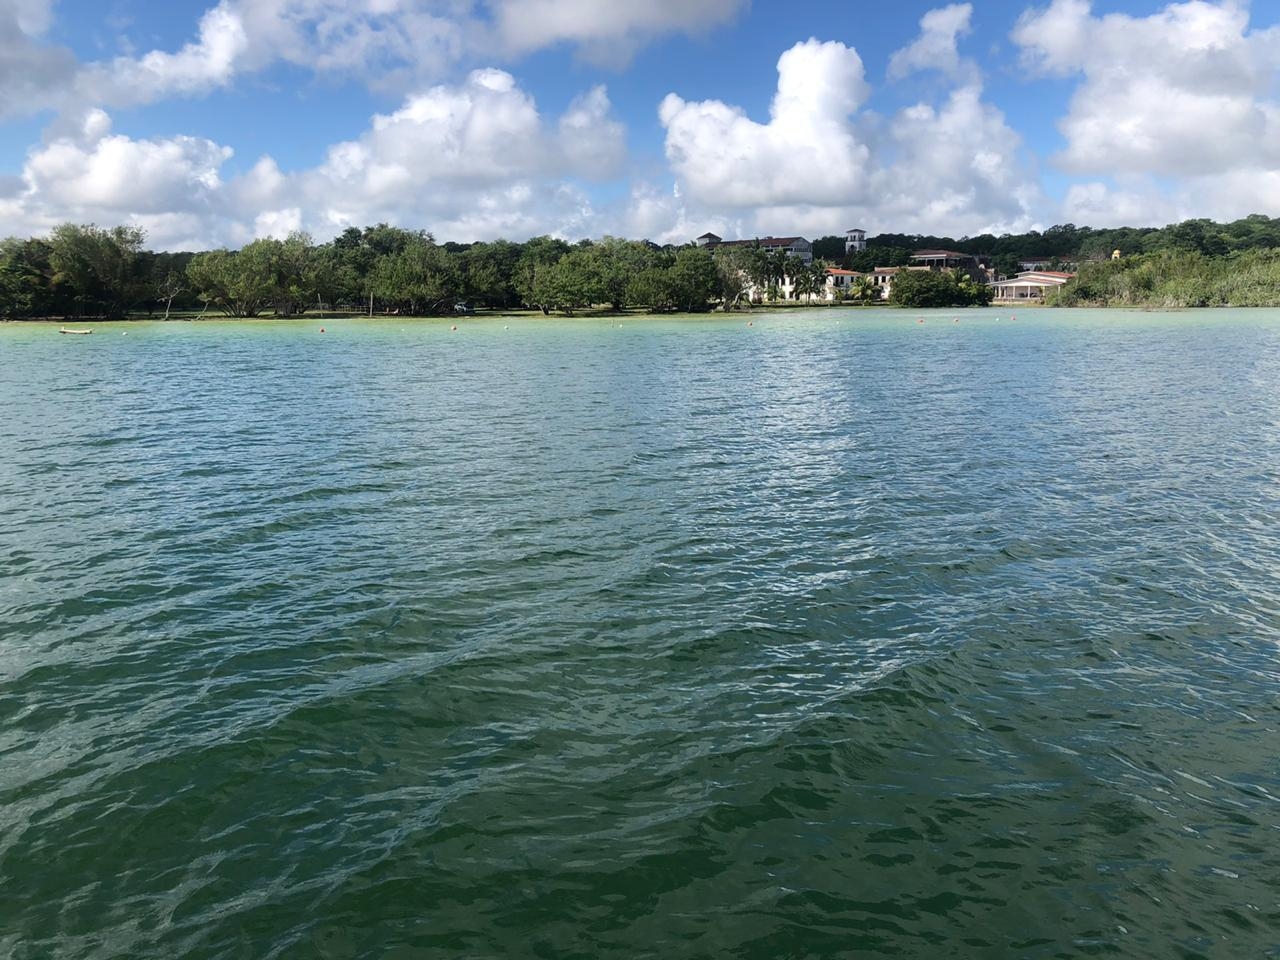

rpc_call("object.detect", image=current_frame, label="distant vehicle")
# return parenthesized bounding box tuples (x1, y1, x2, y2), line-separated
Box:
(454, 301, 475, 315)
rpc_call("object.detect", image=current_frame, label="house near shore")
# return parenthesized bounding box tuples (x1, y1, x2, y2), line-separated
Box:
(911, 249, 989, 281)
(870, 266, 904, 298)
(824, 268, 861, 299)
(990, 270, 1074, 301)
(694, 233, 814, 264)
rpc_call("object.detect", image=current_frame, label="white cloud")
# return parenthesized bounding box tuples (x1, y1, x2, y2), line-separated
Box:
(74, 4, 248, 107)
(490, 0, 748, 65)
(1061, 181, 1176, 227)
(657, 31, 1040, 239)
(1013, 0, 1280, 178)
(0, 68, 626, 248)
(887, 3, 977, 83)
(660, 39, 873, 209)
(0, 0, 77, 118)
(6, 0, 54, 34)
(1062, 170, 1280, 229)
(295, 67, 624, 225)
(0, 0, 751, 117)
(15, 111, 232, 229)
(869, 85, 1040, 235)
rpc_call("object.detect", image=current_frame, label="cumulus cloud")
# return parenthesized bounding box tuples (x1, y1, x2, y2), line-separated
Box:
(0, 69, 625, 248)
(1013, 0, 1280, 178)
(657, 31, 1040, 238)
(296, 68, 624, 223)
(660, 39, 873, 209)
(869, 85, 1040, 234)
(14, 109, 229, 217)
(887, 3, 977, 83)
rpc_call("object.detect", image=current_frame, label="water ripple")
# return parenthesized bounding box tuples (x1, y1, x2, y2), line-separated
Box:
(2, 310, 1280, 958)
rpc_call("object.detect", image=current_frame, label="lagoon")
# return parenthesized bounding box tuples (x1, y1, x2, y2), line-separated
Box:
(3, 307, 1280, 958)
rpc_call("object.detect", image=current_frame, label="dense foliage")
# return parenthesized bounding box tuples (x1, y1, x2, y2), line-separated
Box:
(1049, 249, 1280, 307)
(7, 214, 1280, 318)
(888, 269, 993, 308)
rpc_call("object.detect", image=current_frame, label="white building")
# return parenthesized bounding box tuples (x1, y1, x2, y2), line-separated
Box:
(824, 268, 861, 299)
(990, 270, 1074, 301)
(845, 229, 867, 254)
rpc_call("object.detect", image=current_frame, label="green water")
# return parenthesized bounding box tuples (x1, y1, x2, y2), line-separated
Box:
(2, 308, 1279, 958)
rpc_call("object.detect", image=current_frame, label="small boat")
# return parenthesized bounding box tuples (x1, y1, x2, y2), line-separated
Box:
(59, 327, 93, 335)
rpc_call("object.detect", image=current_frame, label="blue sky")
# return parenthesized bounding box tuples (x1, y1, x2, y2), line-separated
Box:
(2, 0, 1279, 249)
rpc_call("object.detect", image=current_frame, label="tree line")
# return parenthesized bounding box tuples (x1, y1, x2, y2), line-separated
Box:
(0, 224, 887, 319)
(7, 214, 1280, 319)
(812, 214, 1280, 280)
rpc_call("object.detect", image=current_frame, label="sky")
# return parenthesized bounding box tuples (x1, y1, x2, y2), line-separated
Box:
(2, 0, 1280, 250)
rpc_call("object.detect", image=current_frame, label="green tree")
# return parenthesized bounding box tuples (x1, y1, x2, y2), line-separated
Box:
(186, 248, 273, 317)
(515, 236, 571, 313)
(666, 247, 718, 312)
(463, 240, 522, 309)
(370, 237, 460, 315)
(888, 268, 989, 307)
(591, 237, 657, 311)
(810, 235, 847, 261)
(531, 247, 604, 315)
(47, 223, 148, 318)
(0, 238, 55, 318)
(850, 274, 877, 303)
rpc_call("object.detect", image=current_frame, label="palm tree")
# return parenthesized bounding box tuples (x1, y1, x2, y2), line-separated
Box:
(851, 275, 877, 303)
(795, 260, 826, 303)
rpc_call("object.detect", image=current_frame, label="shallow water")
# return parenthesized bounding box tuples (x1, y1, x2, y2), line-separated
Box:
(2, 308, 1280, 958)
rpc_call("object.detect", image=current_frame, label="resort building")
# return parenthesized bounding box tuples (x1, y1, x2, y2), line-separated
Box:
(1017, 256, 1055, 272)
(693, 233, 814, 264)
(824, 267, 861, 299)
(990, 270, 1074, 301)
(871, 266, 903, 298)
(910, 249, 987, 281)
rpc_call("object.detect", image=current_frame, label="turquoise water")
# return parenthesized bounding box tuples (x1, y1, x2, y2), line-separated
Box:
(2, 308, 1279, 958)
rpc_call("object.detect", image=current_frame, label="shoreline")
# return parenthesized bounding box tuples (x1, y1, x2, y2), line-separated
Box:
(9, 302, 1265, 324)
